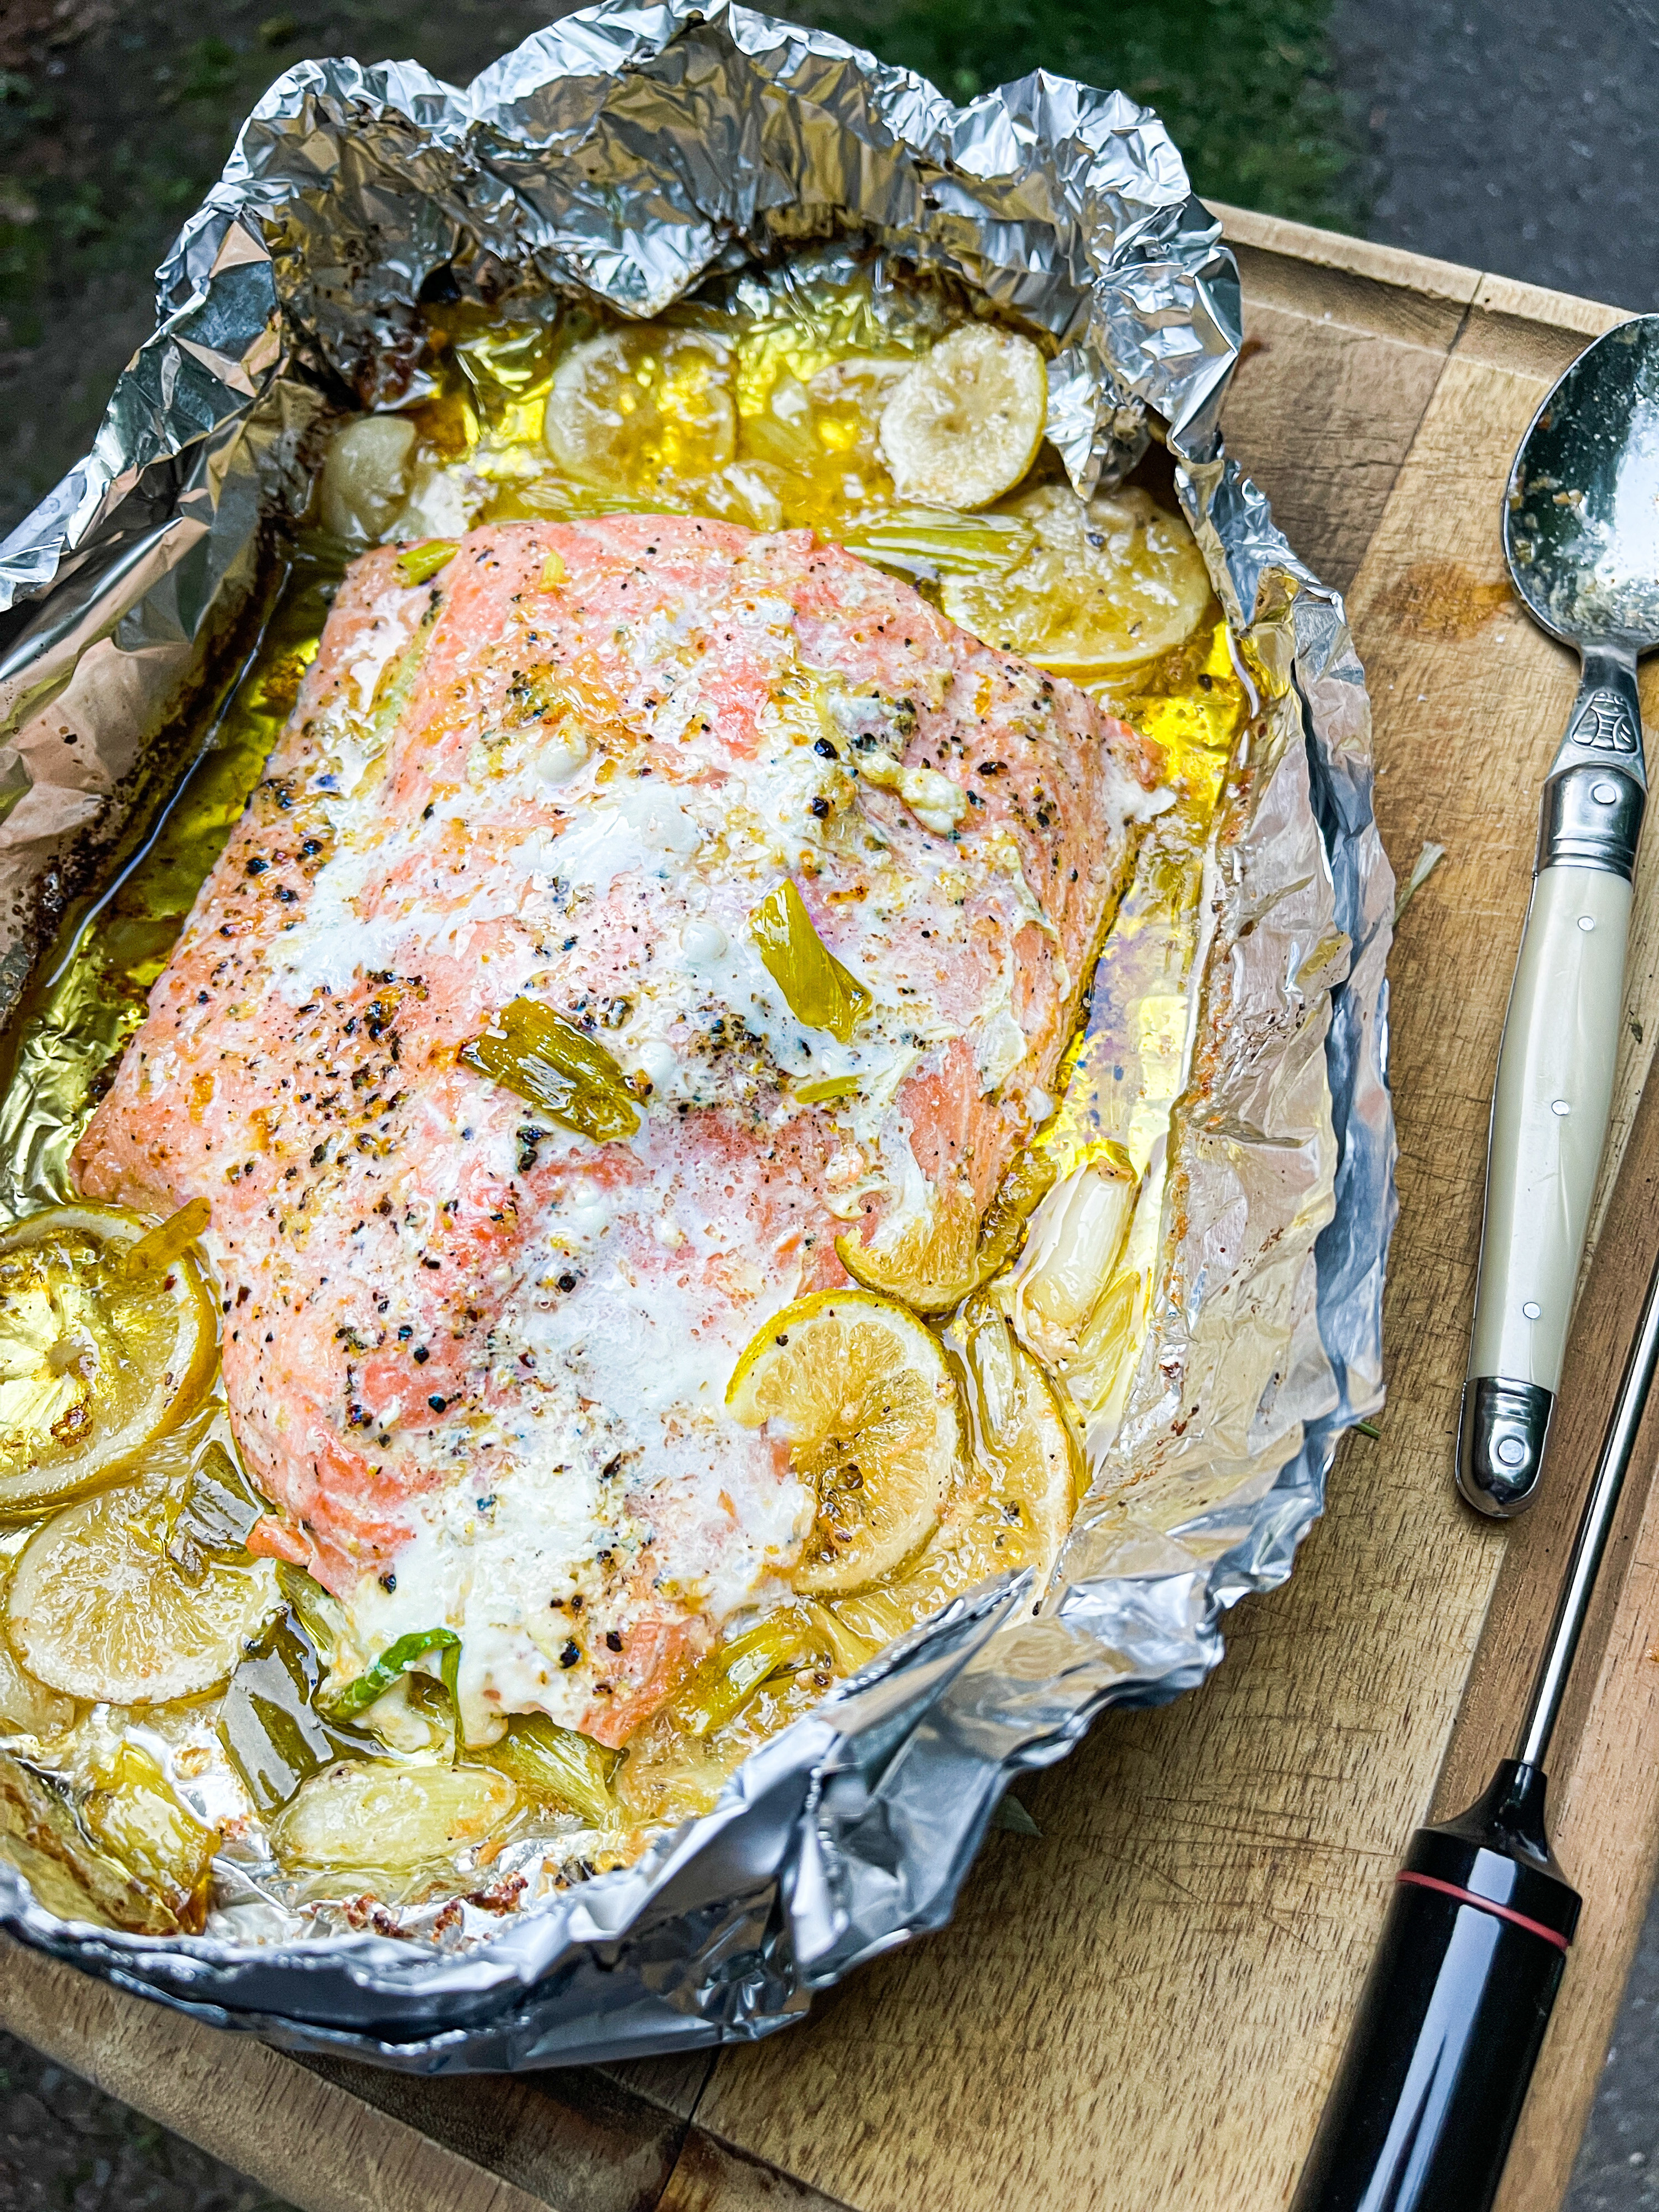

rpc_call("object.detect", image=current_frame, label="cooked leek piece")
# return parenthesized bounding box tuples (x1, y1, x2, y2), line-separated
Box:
(1010, 1151, 1139, 1365)
(122, 1196, 211, 1276)
(481, 1715, 616, 1826)
(166, 1437, 266, 1570)
(797, 1600, 877, 1676)
(0, 1750, 192, 1934)
(83, 1743, 217, 1932)
(674, 1618, 811, 1739)
(219, 1616, 348, 1815)
(749, 880, 871, 1044)
(394, 539, 458, 586)
(794, 1073, 862, 1105)
(461, 998, 641, 1142)
(837, 505, 1035, 581)
(324, 1627, 460, 1720)
(957, 1296, 1082, 1588)
(272, 1761, 518, 1872)
(975, 1147, 1060, 1281)
(275, 1561, 348, 1661)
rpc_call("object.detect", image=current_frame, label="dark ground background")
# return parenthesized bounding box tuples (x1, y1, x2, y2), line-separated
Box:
(3, 1, 1659, 2206)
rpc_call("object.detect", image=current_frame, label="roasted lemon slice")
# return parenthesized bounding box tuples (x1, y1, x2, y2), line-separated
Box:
(727, 1290, 961, 1592)
(879, 325, 1047, 510)
(6, 1477, 280, 1704)
(836, 1184, 980, 1316)
(545, 328, 737, 494)
(0, 1202, 217, 1516)
(0, 1603, 74, 1741)
(832, 1301, 1081, 1646)
(942, 484, 1213, 674)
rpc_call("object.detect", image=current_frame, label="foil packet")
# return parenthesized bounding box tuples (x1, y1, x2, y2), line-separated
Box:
(0, 0, 1395, 2068)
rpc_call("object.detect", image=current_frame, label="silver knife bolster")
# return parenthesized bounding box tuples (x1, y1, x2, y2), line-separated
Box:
(1537, 651, 1646, 877)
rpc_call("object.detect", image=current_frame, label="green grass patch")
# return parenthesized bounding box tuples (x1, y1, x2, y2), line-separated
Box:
(0, 1, 1355, 536)
(806, 0, 1357, 225)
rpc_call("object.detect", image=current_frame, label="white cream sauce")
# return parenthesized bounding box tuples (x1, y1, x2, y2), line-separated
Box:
(248, 533, 1158, 1736)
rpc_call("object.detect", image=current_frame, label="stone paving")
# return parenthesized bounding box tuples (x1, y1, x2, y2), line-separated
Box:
(1332, 0, 1659, 310)
(0, 2030, 291, 2212)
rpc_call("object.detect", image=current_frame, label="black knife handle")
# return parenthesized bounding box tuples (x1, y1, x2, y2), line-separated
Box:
(1292, 1762, 1580, 2212)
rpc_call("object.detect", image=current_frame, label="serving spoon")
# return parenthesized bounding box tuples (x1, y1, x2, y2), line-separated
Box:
(1458, 314, 1659, 1516)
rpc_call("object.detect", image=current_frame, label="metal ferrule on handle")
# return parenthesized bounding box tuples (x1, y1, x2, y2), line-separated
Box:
(1458, 651, 1645, 1517)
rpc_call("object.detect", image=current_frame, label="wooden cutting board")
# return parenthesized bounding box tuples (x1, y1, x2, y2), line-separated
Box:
(5, 206, 1659, 2212)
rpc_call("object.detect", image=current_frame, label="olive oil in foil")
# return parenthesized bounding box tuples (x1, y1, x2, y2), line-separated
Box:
(0, 260, 1252, 1937)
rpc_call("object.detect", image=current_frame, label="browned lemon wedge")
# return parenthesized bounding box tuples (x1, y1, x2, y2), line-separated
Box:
(727, 1291, 961, 1592)
(879, 326, 1047, 510)
(942, 484, 1213, 674)
(836, 1183, 979, 1316)
(7, 1477, 280, 1705)
(0, 1202, 217, 1516)
(835, 1146, 1056, 1316)
(832, 1302, 1082, 1646)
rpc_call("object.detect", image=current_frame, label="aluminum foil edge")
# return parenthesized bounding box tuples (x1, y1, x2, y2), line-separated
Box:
(0, 0, 1396, 2067)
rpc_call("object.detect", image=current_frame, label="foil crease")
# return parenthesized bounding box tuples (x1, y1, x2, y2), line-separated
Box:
(0, 0, 1395, 2067)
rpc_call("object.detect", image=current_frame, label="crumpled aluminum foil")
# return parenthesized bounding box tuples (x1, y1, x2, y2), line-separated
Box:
(0, 0, 1395, 2068)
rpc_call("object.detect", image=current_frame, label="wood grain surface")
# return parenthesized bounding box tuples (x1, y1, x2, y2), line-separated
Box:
(3, 214, 1656, 2212)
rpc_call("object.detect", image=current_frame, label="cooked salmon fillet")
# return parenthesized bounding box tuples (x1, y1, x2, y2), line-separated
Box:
(74, 515, 1163, 1747)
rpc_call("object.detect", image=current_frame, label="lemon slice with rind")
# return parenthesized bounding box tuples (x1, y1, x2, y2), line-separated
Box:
(7, 1476, 280, 1704)
(879, 325, 1047, 511)
(831, 1300, 1081, 1646)
(727, 1290, 962, 1593)
(0, 1202, 216, 1516)
(545, 328, 737, 495)
(836, 1184, 979, 1316)
(942, 484, 1213, 674)
(0, 1590, 74, 1740)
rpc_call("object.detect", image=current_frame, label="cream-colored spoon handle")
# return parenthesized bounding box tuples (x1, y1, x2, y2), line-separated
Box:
(1470, 865, 1630, 1386)
(1458, 863, 1631, 1514)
